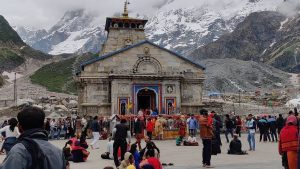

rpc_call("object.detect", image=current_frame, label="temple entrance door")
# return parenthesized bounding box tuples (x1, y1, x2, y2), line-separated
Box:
(137, 89, 156, 112)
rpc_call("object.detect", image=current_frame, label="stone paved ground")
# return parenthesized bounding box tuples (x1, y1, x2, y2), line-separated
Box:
(0, 134, 281, 169)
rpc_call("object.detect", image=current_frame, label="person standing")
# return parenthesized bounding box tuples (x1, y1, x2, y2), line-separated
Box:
(75, 116, 82, 138)
(134, 117, 144, 150)
(155, 116, 165, 140)
(176, 116, 187, 139)
(188, 114, 198, 137)
(90, 116, 100, 149)
(146, 118, 155, 140)
(213, 113, 223, 147)
(87, 116, 93, 139)
(268, 115, 277, 142)
(112, 119, 131, 168)
(235, 116, 242, 137)
(45, 118, 51, 135)
(246, 114, 256, 151)
(0, 118, 20, 153)
(276, 114, 285, 134)
(50, 119, 56, 139)
(0, 106, 67, 169)
(199, 109, 214, 168)
(279, 115, 298, 169)
(225, 114, 234, 143)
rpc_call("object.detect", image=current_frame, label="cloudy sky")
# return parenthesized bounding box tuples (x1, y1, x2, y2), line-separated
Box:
(0, 0, 170, 29)
(1, 0, 298, 30)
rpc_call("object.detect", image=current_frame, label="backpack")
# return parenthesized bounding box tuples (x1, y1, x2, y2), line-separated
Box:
(20, 138, 66, 169)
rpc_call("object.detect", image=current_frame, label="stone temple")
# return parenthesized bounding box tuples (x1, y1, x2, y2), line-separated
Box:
(75, 5, 205, 116)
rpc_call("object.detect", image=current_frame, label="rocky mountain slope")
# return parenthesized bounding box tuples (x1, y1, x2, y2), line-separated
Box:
(202, 59, 289, 93)
(190, 11, 300, 73)
(15, 0, 283, 55)
(0, 15, 52, 72)
(0, 15, 77, 100)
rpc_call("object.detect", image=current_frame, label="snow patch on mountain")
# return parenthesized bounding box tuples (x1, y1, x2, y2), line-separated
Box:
(49, 31, 89, 55)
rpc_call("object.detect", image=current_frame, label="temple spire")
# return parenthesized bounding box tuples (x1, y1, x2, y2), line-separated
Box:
(122, 0, 130, 18)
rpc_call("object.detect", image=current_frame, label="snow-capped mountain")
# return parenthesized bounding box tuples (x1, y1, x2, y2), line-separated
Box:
(147, 0, 283, 55)
(16, 9, 107, 55)
(15, 0, 284, 55)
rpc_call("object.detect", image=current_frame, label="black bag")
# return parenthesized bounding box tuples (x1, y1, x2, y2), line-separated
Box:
(211, 138, 221, 155)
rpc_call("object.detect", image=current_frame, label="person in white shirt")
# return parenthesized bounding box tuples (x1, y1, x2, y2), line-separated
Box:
(0, 118, 20, 153)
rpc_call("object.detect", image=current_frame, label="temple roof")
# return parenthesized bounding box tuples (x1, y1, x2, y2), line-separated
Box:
(77, 40, 205, 75)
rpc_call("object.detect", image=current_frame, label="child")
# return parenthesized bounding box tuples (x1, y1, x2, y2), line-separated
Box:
(130, 144, 141, 169)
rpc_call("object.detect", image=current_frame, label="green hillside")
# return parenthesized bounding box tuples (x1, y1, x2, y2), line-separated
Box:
(30, 53, 97, 94)
(0, 76, 4, 87)
(0, 15, 24, 45)
(0, 15, 52, 72)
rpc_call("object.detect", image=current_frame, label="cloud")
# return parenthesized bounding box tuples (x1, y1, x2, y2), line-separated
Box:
(277, 0, 300, 16)
(0, 0, 167, 29)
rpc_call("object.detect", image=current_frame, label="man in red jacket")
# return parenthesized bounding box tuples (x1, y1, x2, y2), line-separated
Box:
(199, 109, 214, 168)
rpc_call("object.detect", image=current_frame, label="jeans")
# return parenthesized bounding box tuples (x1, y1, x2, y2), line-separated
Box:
(113, 139, 127, 167)
(189, 129, 196, 137)
(91, 132, 100, 149)
(247, 132, 255, 151)
(270, 129, 277, 142)
(225, 128, 233, 142)
(263, 130, 271, 142)
(202, 139, 212, 166)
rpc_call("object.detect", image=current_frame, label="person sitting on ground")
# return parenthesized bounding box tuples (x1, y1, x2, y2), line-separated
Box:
(130, 143, 141, 169)
(139, 149, 162, 169)
(126, 154, 136, 169)
(176, 136, 184, 146)
(79, 135, 89, 149)
(71, 140, 90, 162)
(63, 140, 73, 161)
(0, 106, 67, 168)
(119, 152, 134, 169)
(140, 136, 160, 158)
(183, 136, 199, 146)
(101, 137, 114, 160)
(228, 134, 247, 155)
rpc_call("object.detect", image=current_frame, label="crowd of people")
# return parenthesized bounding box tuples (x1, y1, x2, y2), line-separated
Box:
(0, 106, 298, 169)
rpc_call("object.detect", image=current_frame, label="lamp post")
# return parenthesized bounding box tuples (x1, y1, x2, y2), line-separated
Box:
(14, 72, 17, 105)
(238, 90, 241, 114)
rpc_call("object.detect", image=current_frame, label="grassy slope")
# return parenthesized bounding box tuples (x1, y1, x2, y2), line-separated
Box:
(0, 48, 25, 70)
(30, 53, 97, 95)
(30, 58, 76, 94)
(0, 76, 3, 87)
